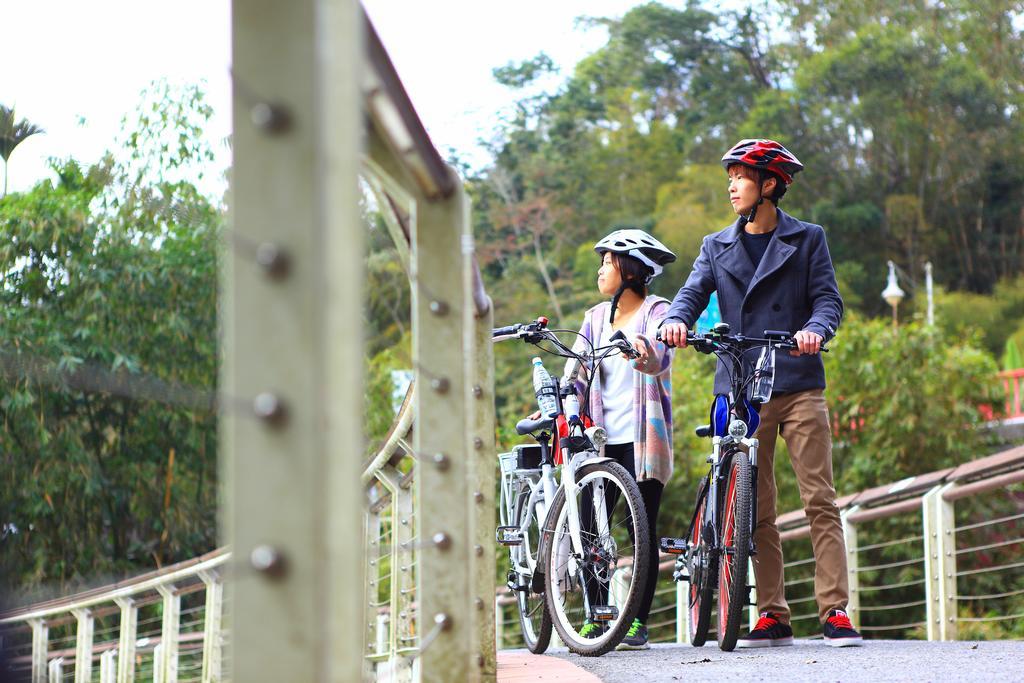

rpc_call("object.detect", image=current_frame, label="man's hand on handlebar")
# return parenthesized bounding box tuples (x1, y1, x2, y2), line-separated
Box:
(791, 329, 823, 356)
(658, 322, 689, 348)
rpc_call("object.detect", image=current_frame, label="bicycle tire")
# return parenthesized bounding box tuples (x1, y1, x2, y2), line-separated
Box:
(513, 485, 552, 653)
(542, 461, 650, 656)
(688, 478, 714, 647)
(717, 451, 752, 651)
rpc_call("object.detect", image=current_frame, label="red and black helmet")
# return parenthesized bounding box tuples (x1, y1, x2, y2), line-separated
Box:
(721, 139, 804, 185)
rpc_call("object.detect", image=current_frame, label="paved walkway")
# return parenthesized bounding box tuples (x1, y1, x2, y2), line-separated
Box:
(532, 639, 1024, 682)
(497, 651, 601, 682)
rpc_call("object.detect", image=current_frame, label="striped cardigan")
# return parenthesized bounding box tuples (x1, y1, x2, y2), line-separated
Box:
(565, 296, 675, 484)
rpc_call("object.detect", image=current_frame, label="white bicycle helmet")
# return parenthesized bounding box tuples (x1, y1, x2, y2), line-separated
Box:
(594, 228, 677, 282)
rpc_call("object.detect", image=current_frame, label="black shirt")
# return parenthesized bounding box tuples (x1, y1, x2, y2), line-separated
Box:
(740, 229, 774, 269)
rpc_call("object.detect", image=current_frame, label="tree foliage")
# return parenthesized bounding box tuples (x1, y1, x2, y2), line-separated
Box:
(0, 84, 219, 604)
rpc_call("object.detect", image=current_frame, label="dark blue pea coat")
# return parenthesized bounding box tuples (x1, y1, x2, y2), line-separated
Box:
(664, 209, 844, 396)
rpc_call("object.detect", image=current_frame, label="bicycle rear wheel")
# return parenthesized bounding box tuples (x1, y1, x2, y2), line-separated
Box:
(513, 486, 552, 653)
(717, 451, 752, 651)
(687, 478, 714, 647)
(543, 461, 649, 656)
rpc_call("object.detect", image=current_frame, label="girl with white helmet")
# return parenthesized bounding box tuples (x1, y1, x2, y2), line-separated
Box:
(566, 227, 677, 649)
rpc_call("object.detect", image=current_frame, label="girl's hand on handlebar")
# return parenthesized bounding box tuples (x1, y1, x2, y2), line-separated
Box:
(658, 322, 689, 348)
(624, 338, 647, 365)
(790, 329, 823, 356)
(527, 410, 542, 420)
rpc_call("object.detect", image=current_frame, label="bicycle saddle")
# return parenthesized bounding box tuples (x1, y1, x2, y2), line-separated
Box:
(516, 416, 554, 436)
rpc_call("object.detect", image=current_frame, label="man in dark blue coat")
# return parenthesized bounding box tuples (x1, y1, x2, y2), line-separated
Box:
(660, 139, 863, 647)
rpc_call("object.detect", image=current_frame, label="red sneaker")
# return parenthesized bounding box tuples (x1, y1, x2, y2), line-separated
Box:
(823, 609, 863, 647)
(737, 611, 794, 648)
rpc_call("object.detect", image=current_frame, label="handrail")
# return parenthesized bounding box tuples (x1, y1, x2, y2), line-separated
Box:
(0, 548, 228, 622)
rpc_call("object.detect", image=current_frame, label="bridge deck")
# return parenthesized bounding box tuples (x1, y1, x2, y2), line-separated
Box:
(501, 640, 1024, 682)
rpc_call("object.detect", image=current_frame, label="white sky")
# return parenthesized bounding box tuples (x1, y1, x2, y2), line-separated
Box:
(2, 0, 648, 196)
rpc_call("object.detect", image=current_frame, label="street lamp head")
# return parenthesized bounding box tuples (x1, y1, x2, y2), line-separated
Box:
(882, 260, 905, 308)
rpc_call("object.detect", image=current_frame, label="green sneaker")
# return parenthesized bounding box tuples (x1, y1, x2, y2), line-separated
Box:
(579, 620, 605, 639)
(617, 618, 650, 650)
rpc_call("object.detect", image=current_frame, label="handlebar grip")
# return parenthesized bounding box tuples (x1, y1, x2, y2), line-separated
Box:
(491, 324, 521, 338)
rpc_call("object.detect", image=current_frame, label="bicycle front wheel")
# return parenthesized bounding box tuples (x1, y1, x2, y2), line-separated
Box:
(543, 461, 650, 656)
(717, 451, 752, 651)
(513, 485, 552, 653)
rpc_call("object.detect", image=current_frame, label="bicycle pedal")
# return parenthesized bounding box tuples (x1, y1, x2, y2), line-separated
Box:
(660, 537, 687, 554)
(495, 526, 522, 546)
(590, 605, 619, 622)
(506, 581, 530, 592)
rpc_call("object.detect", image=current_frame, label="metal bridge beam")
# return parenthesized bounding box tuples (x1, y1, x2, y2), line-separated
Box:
(226, 0, 364, 680)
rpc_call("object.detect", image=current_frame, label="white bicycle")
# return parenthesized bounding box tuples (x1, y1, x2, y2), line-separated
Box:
(494, 317, 651, 656)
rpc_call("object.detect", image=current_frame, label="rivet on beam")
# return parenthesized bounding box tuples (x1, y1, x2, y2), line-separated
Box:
(250, 102, 291, 134)
(433, 453, 450, 470)
(432, 533, 452, 550)
(473, 491, 484, 504)
(250, 545, 287, 578)
(473, 385, 483, 399)
(255, 243, 290, 279)
(253, 393, 288, 427)
(474, 545, 483, 557)
(430, 377, 450, 394)
(429, 300, 449, 316)
(474, 437, 484, 450)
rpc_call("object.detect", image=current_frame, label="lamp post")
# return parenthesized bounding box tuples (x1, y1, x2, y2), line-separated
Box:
(882, 260, 905, 330)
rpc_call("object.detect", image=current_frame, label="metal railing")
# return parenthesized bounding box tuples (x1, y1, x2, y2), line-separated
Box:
(0, 550, 227, 683)
(492, 445, 1024, 647)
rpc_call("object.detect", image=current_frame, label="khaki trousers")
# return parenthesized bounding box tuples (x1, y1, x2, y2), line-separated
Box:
(751, 388, 848, 623)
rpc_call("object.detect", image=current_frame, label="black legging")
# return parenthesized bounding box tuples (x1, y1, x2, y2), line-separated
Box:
(580, 443, 663, 624)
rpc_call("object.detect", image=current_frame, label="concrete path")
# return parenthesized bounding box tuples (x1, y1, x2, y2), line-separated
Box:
(499, 639, 1024, 682)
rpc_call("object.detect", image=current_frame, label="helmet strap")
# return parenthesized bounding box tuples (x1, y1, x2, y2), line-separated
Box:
(745, 196, 764, 226)
(608, 280, 646, 325)
(609, 283, 628, 325)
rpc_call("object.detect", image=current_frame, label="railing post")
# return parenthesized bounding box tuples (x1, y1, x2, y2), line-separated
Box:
(493, 597, 504, 650)
(675, 578, 688, 643)
(393, 470, 416, 662)
(72, 608, 94, 683)
(100, 650, 117, 683)
(199, 571, 223, 683)
(156, 585, 179, 683)
(466, 271, 496, 679)
(30, 618, 48, 683)
(364, 494, 383, 662)
(923, 483, 958, 641)
(748, 557, 758, 631)
(48, 657, 63, 683)
(841, 505, 861, 628)
(414, 182, 476, 681)
(153, 644, 165, 683)
(30, 619, 48, 683)
(115, 597, 137, 683)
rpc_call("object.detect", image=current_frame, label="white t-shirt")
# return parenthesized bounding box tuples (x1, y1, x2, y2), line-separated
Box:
(598, 312, 636, 445)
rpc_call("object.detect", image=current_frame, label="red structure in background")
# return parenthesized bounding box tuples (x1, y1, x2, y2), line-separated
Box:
(999, 368, 1024, 420)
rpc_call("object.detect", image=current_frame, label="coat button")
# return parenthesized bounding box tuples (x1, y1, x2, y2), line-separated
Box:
(772, 303, 782, 312)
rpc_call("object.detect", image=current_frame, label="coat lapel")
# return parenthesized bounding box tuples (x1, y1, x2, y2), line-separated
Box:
(744, 209, 804, 300)
(713, 220, 756, 288)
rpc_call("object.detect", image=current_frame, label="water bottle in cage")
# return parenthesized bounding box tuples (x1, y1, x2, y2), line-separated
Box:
(532, 357, 559, 417)
(750, 346, 776, 404)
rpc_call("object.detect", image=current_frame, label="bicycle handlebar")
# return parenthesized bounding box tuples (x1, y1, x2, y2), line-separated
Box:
(655, 326, 826, 354)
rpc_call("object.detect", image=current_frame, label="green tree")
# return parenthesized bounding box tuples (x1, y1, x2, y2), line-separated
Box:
(0, 105, 44, 197)
(0, 85, 220, 604)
